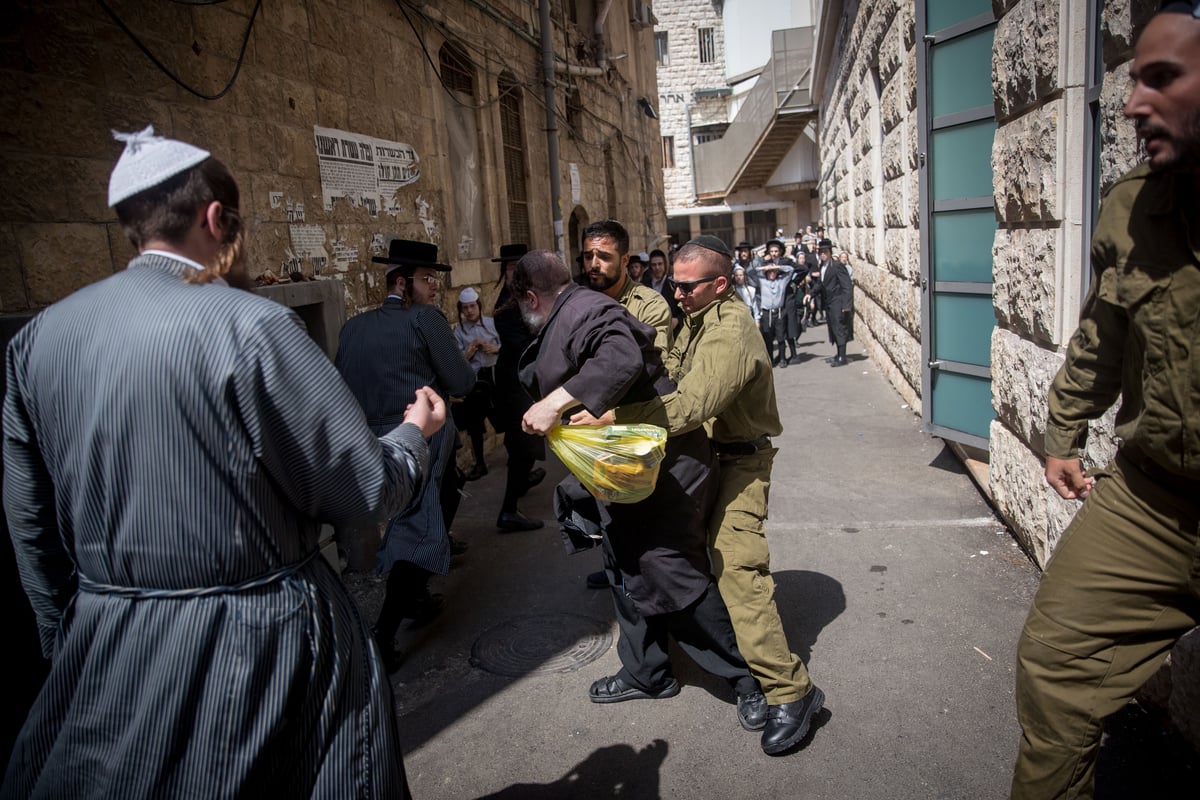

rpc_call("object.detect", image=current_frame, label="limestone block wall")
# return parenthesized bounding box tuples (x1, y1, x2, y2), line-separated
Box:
(655, 0, 729, 210)
(818, 0, 922, 409)
(988, 0, 1155, 562)
(0, 0, 665, 321)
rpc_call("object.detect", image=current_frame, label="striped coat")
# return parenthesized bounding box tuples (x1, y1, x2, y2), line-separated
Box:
(2, 254, 428, 798)
(335, 297, 475, 575)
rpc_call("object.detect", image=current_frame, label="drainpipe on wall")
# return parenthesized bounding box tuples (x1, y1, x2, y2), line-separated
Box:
(594, 0, 613, 73)
(538, 0, 565, 257)
(686, 103, 698, 203)
(555, 0, 614, 77)
(554, 58, 605, 77)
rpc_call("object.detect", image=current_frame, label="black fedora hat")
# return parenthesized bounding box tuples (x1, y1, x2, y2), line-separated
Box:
(372, 239, 451, 271)
(766, 239, 785, 251)
(491, 243, 529, 263)
(817, 238, 834, 250)
(735, 241, 753, 250)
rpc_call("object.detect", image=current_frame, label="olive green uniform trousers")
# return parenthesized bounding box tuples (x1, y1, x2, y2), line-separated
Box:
(708, 447, 813, 704)
(1011, 453, 1200, 799)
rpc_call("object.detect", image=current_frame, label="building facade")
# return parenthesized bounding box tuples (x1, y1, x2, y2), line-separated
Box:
(655, 0, 821, 250)
(0, 0, 667, 321)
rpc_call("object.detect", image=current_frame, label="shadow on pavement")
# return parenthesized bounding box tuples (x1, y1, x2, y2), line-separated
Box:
(773, 569, 847, 667)
(927, 441, 969, 475)
(669, 569, 844, 705)
(472, 739, 669, 800)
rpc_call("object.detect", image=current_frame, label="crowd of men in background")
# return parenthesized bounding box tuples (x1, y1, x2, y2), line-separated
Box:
(729, 226, 856, 368)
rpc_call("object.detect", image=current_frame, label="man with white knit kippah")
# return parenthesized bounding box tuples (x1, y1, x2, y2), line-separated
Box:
(3, 127, 443, 798)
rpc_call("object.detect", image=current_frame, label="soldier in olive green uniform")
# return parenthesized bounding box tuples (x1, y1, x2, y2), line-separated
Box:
(1011, 6, 1200, 798)
(582, 236, 825, 755)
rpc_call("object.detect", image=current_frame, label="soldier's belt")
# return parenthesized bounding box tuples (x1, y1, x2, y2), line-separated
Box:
(713, 435, 771, 457)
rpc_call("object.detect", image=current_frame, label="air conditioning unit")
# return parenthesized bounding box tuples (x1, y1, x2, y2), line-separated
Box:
(630, 0, 657, 30)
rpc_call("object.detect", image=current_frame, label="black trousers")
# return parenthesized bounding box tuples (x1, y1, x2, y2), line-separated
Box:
(375, 560, 434, 642)
(604, 547, 758, 696)
(759, 308, 786, 363)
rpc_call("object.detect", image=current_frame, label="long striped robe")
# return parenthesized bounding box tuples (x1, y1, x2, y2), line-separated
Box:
(3, 254, 427, 798)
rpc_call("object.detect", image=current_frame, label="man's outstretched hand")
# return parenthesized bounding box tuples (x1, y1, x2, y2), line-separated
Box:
(1045, 455, 1094, 500)
(404, 386, 446, 438)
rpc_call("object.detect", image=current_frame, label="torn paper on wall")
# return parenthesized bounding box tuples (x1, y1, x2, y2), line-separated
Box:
(331, 239, 359, 271)
(314, 125, 420, 217)
(288, 224, 329, 276)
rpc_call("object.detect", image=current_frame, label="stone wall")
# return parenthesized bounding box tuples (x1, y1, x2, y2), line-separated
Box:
(655, 0, 728, 210)
(988, 0, 1155, 560)
(0, 0, 666, 319)
(817, 0, 921, 407)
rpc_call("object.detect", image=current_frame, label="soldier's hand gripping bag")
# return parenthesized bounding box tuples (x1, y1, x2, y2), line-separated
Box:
(547, 424, 667, 504)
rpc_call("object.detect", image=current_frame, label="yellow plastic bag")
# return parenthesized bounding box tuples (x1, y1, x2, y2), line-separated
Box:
(547, 424, 668, 504)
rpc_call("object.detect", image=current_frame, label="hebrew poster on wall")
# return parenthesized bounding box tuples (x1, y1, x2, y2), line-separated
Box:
(314, 125, 420, 217)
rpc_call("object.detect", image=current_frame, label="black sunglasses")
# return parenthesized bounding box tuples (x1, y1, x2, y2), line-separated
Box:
(666, 275, 720, 295)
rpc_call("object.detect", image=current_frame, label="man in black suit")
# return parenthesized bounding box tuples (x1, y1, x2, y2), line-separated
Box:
(335, 239, 476, 664)
(515, 250, 763, 729)
(490, 243, 547, 532)
(817, 238, 853, 367)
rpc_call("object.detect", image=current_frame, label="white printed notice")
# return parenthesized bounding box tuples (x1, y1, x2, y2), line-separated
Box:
(314, 125, 420, 217)
(288, 224, 329, 276)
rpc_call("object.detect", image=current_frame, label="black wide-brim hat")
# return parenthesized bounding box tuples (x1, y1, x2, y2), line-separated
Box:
(491, 243, 529, 262)
(372, 239, 451, 271)
(735, 241, 753, 250)
(766, 239, 785, 251)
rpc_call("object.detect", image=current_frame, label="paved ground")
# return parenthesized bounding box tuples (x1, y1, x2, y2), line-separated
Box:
(347, 322, 1193, 799)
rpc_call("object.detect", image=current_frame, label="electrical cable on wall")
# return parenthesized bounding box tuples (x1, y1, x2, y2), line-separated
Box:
(395, 0, 519, 111)
(95, 0, 260, 101)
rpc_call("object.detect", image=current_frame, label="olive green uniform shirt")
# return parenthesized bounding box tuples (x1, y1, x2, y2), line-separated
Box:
(1046, 163, 1200, 479)
(615, 290, 782, 443)
(616, 275, 673, 358)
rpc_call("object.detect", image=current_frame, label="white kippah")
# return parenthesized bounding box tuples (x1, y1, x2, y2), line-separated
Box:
(107, 126, 211, 207)
(458, 286, 480, 304)
(638, 252, 650, 261)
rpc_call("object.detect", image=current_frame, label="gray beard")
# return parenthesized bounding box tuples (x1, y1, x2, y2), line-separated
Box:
(519, 303, 548, 332)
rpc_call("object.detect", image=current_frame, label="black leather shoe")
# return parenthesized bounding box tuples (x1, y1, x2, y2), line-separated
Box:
(829, 357, 847, 367)
(496, 511, 544, 532)
(588, 675, 680, 704)
(761, 686, 825, 754)
(464, 463, 488, 481)
(737, 690, 768, 731)
(777, 359, 789, 369)
(585, 570, 608, 589)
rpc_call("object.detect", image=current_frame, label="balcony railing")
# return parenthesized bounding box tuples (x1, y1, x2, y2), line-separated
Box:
(694, 26, 816, 199)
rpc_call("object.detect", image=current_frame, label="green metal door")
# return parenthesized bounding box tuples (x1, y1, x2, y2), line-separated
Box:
(917, 0, 997, 447)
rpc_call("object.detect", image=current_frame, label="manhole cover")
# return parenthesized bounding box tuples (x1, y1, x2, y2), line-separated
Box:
(471, 613, 612, 677)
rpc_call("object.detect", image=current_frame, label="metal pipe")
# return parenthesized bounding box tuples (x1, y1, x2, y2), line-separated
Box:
(538, 0, 565, 257)
(594, 0, 613, 72)
(554, 57, 605, 77)
(686, 103, 698, 203)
